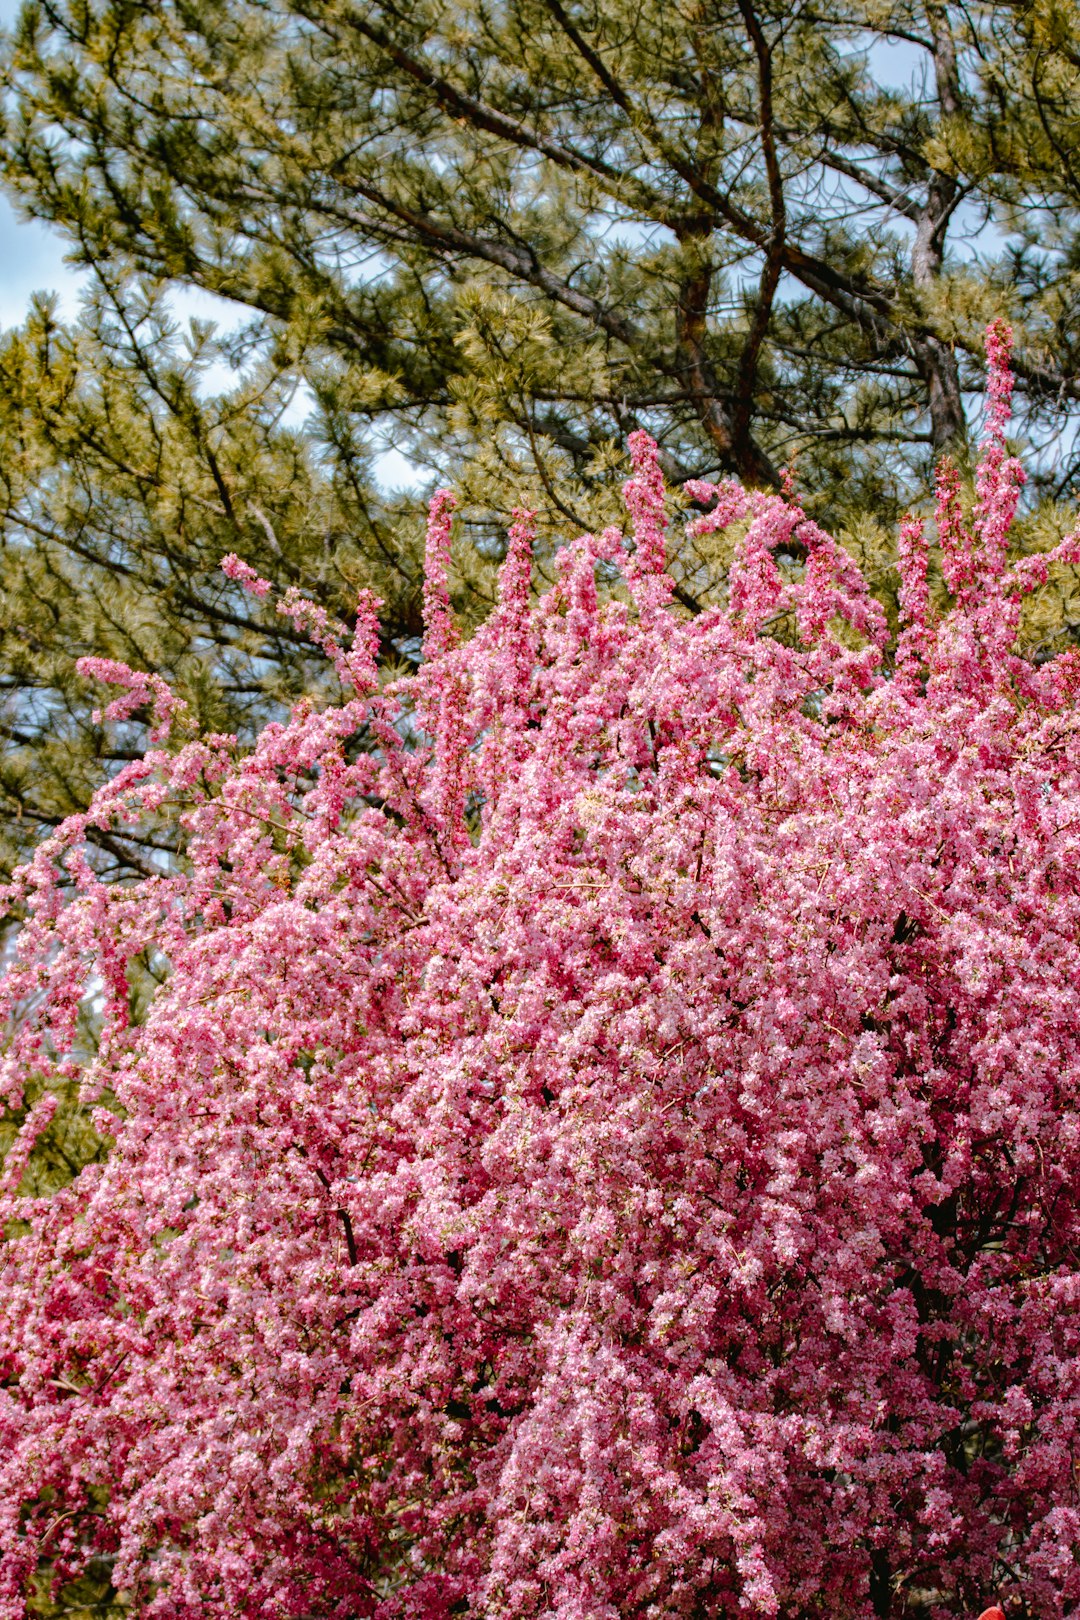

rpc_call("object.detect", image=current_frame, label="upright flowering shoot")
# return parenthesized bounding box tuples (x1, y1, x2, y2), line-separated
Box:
(3, 329, 1080, 1620)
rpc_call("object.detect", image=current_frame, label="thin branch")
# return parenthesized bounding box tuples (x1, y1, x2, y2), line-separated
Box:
(731, 0, 786, 479)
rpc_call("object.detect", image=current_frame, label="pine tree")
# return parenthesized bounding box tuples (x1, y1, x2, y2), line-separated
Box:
(6, 0, 1080, 876)
(4, 0, 1080, 521)
(0, 278, 433, 881)
(4, 0, 1080, 877)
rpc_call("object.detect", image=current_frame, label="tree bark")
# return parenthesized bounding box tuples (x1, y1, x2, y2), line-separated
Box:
(911, 3, 966, 453)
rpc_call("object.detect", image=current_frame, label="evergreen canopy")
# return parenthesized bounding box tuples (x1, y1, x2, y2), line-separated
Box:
(4, 0, 1080, 505)
(0, 281, 428, 880)
(3, 0, 1080, 875)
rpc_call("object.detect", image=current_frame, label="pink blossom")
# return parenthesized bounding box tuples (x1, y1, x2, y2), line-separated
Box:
(623, 431, 672, 614)
(220, 552, 272, 597)
(422, 488, 459, 660)
(2, 329, 1080, 1617)
(76, 656, 188, 742)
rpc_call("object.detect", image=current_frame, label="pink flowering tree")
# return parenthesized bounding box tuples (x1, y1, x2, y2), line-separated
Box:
(3, 325, 1080, 1620)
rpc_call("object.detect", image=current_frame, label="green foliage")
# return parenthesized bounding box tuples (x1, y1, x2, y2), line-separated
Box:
(0, 280, 431, 879)
(25, 1561, 129, 1620)
(2, 0, 1080, 876)
(3, 0, 1080, 508)
(0, 2, 1079, 824)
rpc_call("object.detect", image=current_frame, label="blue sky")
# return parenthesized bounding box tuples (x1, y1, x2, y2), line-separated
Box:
(0, 194, 84, 329)
(0, 0, 87, 327)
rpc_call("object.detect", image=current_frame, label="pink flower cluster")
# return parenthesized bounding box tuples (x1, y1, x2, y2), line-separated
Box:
(220, 553, 272, 598)
(3, 330, 1080, 1618)
(76, 656, 189, 744)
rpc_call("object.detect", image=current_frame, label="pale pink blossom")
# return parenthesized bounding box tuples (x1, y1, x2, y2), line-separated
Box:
(220, 552, 272, 597)
(76, 656, 189, 742)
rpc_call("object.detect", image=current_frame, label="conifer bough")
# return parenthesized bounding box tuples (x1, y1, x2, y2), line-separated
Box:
(3, 327, 1080, 1616)
(8, 0, 1080, 510)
